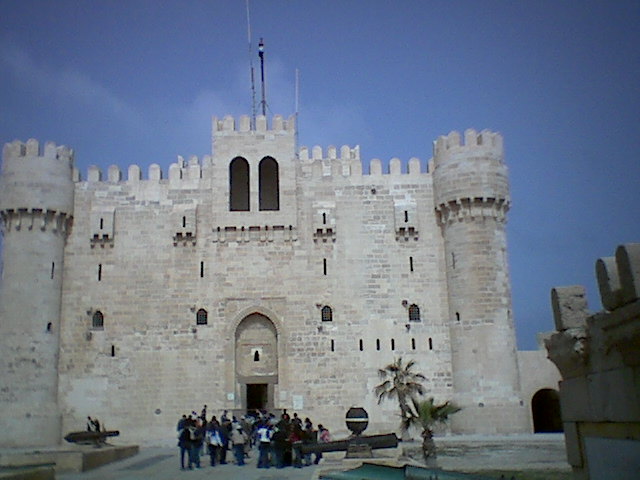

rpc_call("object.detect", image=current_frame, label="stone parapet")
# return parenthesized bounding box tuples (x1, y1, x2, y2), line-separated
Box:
(545, 243, 640, 478)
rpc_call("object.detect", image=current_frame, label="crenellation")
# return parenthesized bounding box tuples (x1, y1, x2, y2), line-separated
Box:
(213, 114, 296, 135)
(108, 165, 122, 183)
(128, 164, 141, 183)
(389, 157, 401, 174)
(55, 145, 74, 163)
(88, 165, 102, 182)
(616, 243, 640, 305)
(239, 115, 251, 132)
(272, 114, 283, 131)
(2, 139, 74, 166)
(596, 256, 623, 311)
(44, 141, 58, 158)
(256, 115, 267, 132)
(148, 163, 162, 181)
(25, 138, 39, 155)
(2, 139, 24, 158)
(408, 157, 421, 174)
(370, 158, 382, 175)
(433, 129, 503, 162)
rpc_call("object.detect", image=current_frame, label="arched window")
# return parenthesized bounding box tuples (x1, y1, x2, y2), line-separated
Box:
(321, 305, 333, 322)
(408, 304, 420, 322)
(196, 308, 208, 325)
(259, 157, 279, 211)
(229, 157, 250, 211)
(92, 311, 104, 329)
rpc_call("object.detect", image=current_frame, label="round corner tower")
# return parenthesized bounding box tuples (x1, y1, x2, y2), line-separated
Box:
(0, 139, 75, 446)
(432, 129, 527, 434)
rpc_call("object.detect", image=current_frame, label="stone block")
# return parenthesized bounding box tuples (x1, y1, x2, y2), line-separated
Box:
(551, 286, 588, 331)
(616, 243, 640, 305)
(596, 256, 623, 311)
(558, 376, 591, 421)
(563, 421, 583, 467)
(588, 367, 640, 422)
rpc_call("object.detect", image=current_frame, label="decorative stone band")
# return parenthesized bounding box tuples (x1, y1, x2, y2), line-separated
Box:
(0, 208, 73, 237)
(212, 225, 297, 243)
(434, 197, 509, 226)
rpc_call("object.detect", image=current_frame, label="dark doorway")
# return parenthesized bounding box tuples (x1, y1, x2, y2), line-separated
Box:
(247, 384, 268, 410)
(532, 388, 563, 433)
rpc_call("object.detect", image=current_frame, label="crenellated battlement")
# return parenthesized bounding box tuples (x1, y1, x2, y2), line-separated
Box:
(432, 129, 509, 217)
(299, 144, 360, 162)
(2, 139, 74, 166)
(0, 139, 76, 217)
(299, 144, 425, 177)
(82, 154, 213, 185)
(433, 129, 503, 163)
(212, 114, 296, 134)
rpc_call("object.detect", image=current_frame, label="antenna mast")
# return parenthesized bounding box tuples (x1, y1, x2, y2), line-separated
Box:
(258, 38, 267, 116)
(246, 0, 257, 126)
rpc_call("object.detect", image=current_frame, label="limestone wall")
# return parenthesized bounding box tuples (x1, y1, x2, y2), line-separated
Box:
(56, 118, 456, 442)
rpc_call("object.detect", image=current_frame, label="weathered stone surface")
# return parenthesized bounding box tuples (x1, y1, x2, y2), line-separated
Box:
(616, 243, 640, 305)
(551, 286, 589, 331)
(546, 243, 640, 480)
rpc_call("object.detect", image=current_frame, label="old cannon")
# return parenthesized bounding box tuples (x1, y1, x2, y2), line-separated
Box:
(300, 407, 398, 458)
(64, 430, 120, 447)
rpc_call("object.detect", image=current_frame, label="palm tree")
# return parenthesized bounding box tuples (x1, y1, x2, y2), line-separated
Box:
(374, 357, 427, 430)
(402, 396, 461, 465)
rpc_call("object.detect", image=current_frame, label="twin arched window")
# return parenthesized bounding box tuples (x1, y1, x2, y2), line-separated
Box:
(229, 157, 279, 211)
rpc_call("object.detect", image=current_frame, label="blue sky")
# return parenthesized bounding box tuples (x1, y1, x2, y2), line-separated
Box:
(1, 0, 638, 349)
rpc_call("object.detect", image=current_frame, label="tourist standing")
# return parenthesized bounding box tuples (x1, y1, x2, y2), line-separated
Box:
(256, 421, 272, 468)
(177, 419, 191, 470)
(230, 421, 247, 466)
(205, 420, 222, 466)
(315, 424, 331, 464)
(289, 423, 304, 468)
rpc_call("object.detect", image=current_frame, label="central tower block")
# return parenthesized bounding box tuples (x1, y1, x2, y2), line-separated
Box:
(0, 139, 75, 446)
(432, 130, 527, 433)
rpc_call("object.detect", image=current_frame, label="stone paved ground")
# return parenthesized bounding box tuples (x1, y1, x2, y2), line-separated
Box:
(55, 434, 569, 480)
(56, 446, 320, 480)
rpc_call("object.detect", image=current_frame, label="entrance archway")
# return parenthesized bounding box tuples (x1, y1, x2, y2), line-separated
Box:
(235, 313, 278, 411)
(531, 388, 563, 433)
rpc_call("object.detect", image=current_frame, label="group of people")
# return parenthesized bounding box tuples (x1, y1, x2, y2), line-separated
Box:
(176, 406, 331, 470)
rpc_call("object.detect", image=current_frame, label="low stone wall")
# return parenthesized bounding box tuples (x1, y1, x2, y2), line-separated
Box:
(0, 444, 139, 473)
(400, 435, 569, 471)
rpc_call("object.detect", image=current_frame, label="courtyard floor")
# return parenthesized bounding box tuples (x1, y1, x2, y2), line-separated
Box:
(54, 434, 570, 480)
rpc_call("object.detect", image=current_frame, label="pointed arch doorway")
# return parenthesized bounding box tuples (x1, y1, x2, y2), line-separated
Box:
(235, 313, 278, 412)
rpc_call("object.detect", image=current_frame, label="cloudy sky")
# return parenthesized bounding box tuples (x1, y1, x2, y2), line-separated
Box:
(1, 0, 638, 349)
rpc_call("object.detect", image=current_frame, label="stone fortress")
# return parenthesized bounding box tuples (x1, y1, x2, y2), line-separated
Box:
(0, 114, 560, 447)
